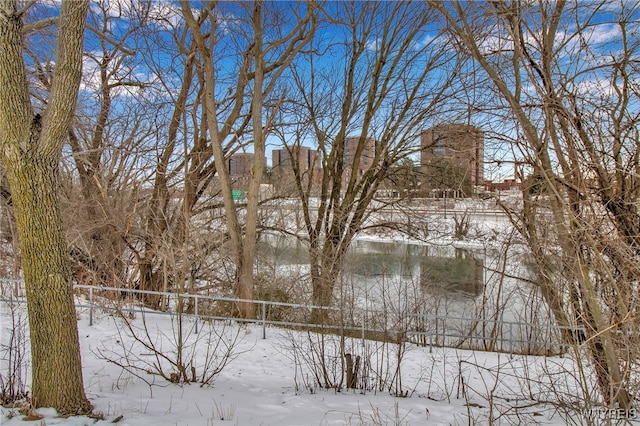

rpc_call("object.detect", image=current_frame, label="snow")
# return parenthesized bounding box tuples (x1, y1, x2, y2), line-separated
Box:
(0, 209, 601, 425)
(0, 300, 582, 425)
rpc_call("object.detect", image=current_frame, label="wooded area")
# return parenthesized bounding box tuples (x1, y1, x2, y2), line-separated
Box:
(0, 0, 638, 419)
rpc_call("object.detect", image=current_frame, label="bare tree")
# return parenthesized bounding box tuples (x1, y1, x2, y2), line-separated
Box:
(181, 1, 316, 318)
(62, 1, 230, 309)
(128, 14, 212, 308)
(0, 0, 91, 413)
(432, 0, 640, 410)
(278, 1, 456, 321)
(63, 0, 153, 289)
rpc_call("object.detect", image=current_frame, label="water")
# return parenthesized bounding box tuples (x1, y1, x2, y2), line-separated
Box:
(256, 235, 487, 308)
(347, 239, 484, 296)
(256, 234, 559, 353)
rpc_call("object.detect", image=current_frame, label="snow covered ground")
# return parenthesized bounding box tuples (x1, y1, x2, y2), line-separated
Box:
(0, 299, 589, 425)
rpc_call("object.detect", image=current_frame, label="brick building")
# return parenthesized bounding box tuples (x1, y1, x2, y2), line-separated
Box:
(343, 136, 376, 183)
(228, 153, 254, 191)
(271, 146, 322, 195)
(420, 124, 484, 196)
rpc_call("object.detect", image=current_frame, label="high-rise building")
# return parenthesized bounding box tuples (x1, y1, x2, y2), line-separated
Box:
(227, 153, 254, 192)
(271, 146, 322, 195)
(420, 124, 484, 195)
(272, 146, 320, 172)
(343, 136, 376, 181)
(228, 152, 254, 177)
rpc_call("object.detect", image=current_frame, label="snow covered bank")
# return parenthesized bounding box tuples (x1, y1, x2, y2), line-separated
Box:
(1, 301, 581, 425)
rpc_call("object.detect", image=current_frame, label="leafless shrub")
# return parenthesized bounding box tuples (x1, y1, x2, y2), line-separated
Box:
(212, 400, 236, 422)
(350, 401, 413, 426)
(433, 0, 640, 409)
(0, 301, 29, 406)
(96, 306, 244, 388)
(279, 267, 427, 397)
(453, 211, 471, 240)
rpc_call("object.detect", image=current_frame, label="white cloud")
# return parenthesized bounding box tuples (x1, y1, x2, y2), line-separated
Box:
(79, 52, 154, 98)
(365, 37, 381, 52)
(586, 23, 621, 44)
(148, 1, 184, 29)
(410, 33, 439, 51)
(39, 0, 62, 6)
(477, 31, 514, 56)
(573, 77, 615, 98)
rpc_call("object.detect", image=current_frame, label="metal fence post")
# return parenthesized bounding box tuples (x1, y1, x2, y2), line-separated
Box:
(194, 295, 199, 334)
(361, 312, 365, 348)
(262, 302, 266, 339)
(89, 287, 94, 327)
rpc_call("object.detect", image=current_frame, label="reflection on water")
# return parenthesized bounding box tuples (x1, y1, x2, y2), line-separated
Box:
(257, 234, 547, 338)
(419, 249, 483, 296)
(258, 235, 484, 298)
(257, 237, 310, 265)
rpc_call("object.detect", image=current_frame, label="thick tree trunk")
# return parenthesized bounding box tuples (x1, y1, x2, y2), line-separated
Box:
(309, 252, 342, 324)
(310, 282, 334, 324)
(235, 1, 267, 320)
(577, 267, 632, 409)
(0, 0, 91, 413)
(181, 2, 315, 320)
(5, 156, 91, 413)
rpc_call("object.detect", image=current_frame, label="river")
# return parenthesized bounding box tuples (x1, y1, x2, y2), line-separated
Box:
(256, 234, 544, 325)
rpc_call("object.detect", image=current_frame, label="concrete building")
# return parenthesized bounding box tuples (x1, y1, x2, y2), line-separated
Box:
(420, 124, 484, 196)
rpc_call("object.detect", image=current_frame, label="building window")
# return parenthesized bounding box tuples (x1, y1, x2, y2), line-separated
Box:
(433, 146, 446, 157)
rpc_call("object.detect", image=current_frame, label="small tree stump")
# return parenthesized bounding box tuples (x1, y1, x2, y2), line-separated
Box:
(345, 353, 361, 389)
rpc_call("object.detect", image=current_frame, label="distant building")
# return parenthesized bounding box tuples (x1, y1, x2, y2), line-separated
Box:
(272, 146, 320, 173)
(271, 146, 322, 195)
(228, 153, 254, 191)
(343, 136, 376, 183)
(228, 152, 254, 177)
(420, 124, 484, 196)
(486, 178, 520, 193)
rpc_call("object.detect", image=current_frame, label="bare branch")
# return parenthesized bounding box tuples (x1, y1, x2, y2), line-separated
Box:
(86, 24, 136, 56)
(16, 0, 37, 17)
(21, 16, 56, 34)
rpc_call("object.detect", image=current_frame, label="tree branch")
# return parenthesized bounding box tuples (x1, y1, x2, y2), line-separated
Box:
(86, 24, 136, 56)
(16, 0, 37, 17)
(21, 16, 57, 35)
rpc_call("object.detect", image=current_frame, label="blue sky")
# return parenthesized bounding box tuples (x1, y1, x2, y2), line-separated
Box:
(20, 0, 640, 182)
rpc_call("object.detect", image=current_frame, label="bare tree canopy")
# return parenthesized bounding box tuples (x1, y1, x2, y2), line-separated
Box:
(181, 1, 317, 318)
(274, 1, 457, 319)
(3, 0, 640, 417)
(431, 0, 640, 409)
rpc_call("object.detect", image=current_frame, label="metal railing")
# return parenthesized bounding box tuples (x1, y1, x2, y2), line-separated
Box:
(0, 278, 580, 355)
(404, 314, 579, 355)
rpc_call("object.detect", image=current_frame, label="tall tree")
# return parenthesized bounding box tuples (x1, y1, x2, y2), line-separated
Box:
(66, 0, 151, 289)
(280, 1, 455, 320)
(181, 1, 316, 318)
(432, 0, 640, 409)
(0, 0, 91, 414)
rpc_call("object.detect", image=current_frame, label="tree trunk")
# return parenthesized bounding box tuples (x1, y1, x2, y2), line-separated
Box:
(5, 156, 91, 413)
(309, 252, 342, 324)
(68, 130, 127, 288)
(0, 0, 91, 413)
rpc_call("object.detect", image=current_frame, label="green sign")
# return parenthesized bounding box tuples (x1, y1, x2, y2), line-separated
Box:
(232, 189, 245, 201)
